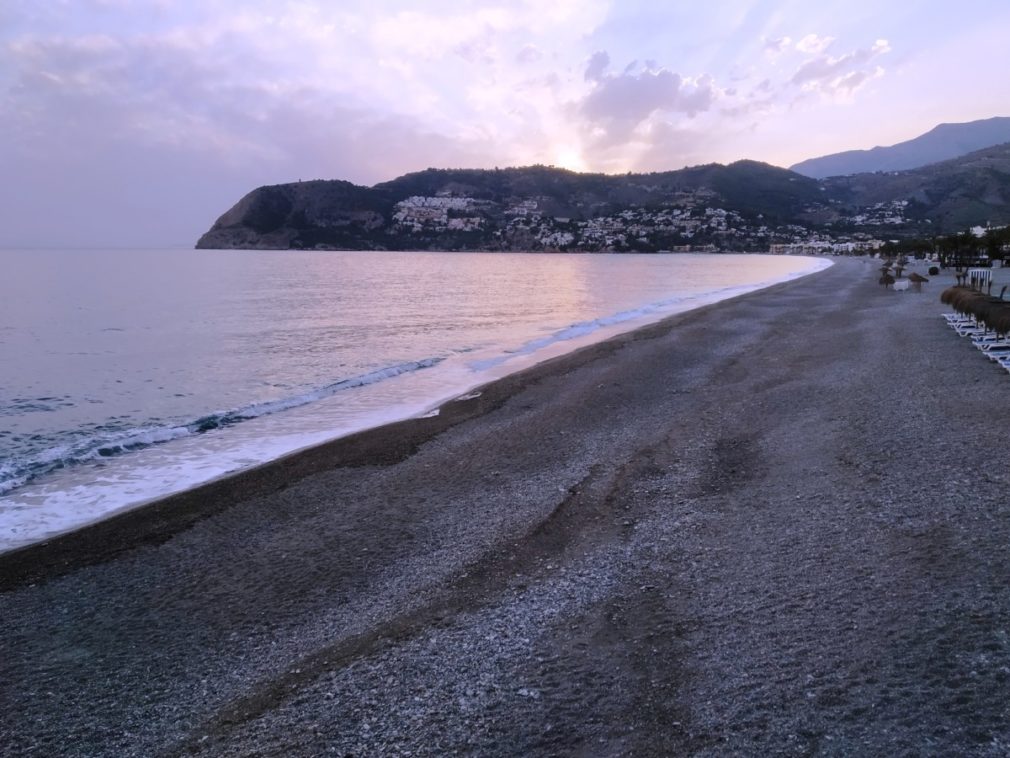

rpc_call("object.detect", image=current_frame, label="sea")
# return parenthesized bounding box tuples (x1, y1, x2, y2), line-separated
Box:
(0, 248, 830, 552)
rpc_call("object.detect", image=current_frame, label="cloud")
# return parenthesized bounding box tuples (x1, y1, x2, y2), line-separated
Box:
(578, 54, 717, 145)
(368, 0, 607, 61)
(0, 18, 508, 246)
(453, 40, 495, 65)
(763, 36, 792, 56)
(584, 50, 609, 82)
(795, 33, 834, 54)
(2, 33, 279, 161)
(0, 1, 948, 246)
(515, 43, 541, 63)
(626, 120, 716, 173)
(832, 66, 884, 94)
(791, 38, 890, 98)
(557, 52, 729, 173)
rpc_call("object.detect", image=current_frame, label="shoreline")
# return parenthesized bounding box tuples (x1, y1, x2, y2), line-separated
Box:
(6, 256, 1010, 755)
(0, 256, 829, 579)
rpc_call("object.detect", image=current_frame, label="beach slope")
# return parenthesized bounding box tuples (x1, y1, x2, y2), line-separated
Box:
(3, 258, 1010, 756)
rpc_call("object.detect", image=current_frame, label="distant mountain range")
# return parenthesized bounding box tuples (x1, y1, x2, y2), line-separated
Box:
(820, 141, 1010, 232)
(790, 117, 1010, 178)
(198, 140, 1010, 253)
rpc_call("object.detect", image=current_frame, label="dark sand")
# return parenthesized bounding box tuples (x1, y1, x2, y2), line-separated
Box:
(3, 257, 1010, 756)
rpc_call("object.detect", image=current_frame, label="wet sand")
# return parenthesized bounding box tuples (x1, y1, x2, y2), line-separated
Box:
(3, 257, 1010, 756)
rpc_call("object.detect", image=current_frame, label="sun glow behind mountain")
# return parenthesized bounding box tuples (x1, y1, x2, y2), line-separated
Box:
(553, 146, 588, 173)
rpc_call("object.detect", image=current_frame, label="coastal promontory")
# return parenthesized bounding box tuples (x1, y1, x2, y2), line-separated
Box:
(196, 145, 1010, 253)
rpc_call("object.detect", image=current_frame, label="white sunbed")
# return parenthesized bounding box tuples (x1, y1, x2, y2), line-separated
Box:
(944, 313, 978, 325)
(971, 333, 1009, 343)
(979, 344, 1010, 359)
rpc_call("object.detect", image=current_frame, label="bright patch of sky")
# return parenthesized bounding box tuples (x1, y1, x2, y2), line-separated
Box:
(1, 0, 1008, 246)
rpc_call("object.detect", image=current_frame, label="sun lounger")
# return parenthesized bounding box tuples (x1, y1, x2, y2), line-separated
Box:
(980, 345, 1010, 360)
(975, 339, 1010, 350)
(944, 315, 979, 328)
(943, 311, 1010, 372)
(971, 334, 1010, 345)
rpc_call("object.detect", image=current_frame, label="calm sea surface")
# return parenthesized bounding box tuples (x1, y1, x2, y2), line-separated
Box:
(0, 249, 829, 550)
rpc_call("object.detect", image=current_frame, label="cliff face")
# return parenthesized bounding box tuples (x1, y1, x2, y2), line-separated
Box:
(196, 150, 1010, 251)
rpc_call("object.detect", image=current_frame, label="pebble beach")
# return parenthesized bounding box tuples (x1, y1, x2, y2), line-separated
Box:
(3, 256, 1010, 756)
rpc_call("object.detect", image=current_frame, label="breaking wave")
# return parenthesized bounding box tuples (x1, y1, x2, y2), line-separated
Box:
(0, 357, 443, 496)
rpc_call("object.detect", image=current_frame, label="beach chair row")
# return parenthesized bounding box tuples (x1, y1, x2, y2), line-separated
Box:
(943, 313, 1010, 372)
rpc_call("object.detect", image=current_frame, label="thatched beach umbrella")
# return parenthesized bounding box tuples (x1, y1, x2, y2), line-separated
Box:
(958, 295, 990, 320)
(985, 306, 1010, 336)
(941, 285, 983, 307)
(942, 286, 988, 325)
(970, 298, 999, 324)
(940, 286, 1010, 334)
(946, 286, 980, 309)
(940, 285, 960, 305)
(908, 271, 929, 293)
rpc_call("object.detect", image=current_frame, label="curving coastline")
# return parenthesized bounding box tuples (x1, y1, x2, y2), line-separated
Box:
(4, 257, 1010, 756)
(0, 252, 826, 554)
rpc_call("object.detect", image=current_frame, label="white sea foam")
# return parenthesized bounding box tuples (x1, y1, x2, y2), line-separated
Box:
(0, 381, 447, 551)
(0, 357, 444, 498)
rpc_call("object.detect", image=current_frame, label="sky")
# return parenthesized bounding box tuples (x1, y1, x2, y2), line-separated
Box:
(2, 1, 1009, 248)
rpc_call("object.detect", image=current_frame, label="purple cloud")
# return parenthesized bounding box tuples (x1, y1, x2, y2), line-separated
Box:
(791, 39, 890, 95)
(0, 27, 495, 246)
(584, 50, 609, 82)
(579, 53, 716, 141)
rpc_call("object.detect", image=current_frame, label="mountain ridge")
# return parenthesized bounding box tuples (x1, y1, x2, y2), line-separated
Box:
(790, 116, 1010, 178)
(197, 143, 1010, 252)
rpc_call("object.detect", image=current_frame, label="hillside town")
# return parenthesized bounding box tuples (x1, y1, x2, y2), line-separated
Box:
(196, 151, 1010, 255)
(390, 191, 892, 254)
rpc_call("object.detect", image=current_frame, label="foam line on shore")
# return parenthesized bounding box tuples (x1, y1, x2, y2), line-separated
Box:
(0, 357, 445, 498)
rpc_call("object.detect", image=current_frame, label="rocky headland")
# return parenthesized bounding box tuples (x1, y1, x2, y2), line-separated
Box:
(196, 146, 1010, 254)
